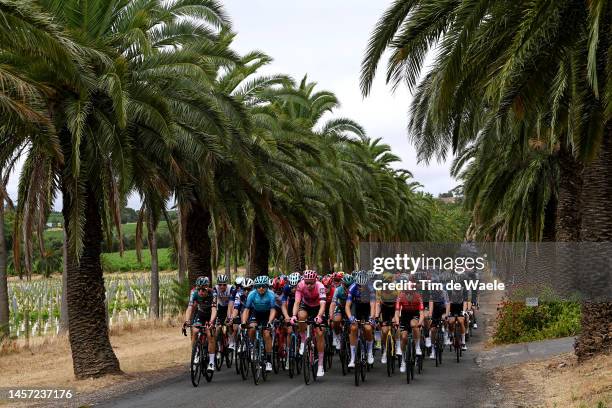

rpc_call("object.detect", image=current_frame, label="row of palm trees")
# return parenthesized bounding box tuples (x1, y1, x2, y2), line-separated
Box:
(360, 0, 612, 361)
(0, 0, 443, 378)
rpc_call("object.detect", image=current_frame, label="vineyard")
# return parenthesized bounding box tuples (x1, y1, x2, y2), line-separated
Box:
(7, 272, 179, 339)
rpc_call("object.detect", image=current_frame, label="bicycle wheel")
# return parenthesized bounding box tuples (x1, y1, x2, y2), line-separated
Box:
(261, 343, 268, 382)
(272, 333, 279, 374)
(226, 333, 233, 368)
(339, 333, 347, 376)
(359, 340, 366, 382)
(252, 338, 262, 385)
(354, 339, 361, 386)
(303, 339, 312, 385)
(386, 332, 394, 377)
(288, 335, 296, 378)
(190, 340, 202, 387)
(239, 339, 247, 380)
(215, 332, 223, 371)
(295, 337, 302, 375)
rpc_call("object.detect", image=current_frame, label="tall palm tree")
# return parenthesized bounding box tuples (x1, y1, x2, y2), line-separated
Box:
(360, 0, 611, 360)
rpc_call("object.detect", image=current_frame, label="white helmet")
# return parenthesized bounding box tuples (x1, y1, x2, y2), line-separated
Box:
(243, 278, 254, 289)
(235, 276, 245, 286)
(288, 272, 301, 286)
(355, 271, 368, 285)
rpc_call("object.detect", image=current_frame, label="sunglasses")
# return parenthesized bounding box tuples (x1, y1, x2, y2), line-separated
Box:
(255, 284, 267, 289)
(304, 280, 315, 286)
(218, 284, 227, 287)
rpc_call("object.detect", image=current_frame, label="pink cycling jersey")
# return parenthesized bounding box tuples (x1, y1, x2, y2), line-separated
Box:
(295, 281, 326, 307)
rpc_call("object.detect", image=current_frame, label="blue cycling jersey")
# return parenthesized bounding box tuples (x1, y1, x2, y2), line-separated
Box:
(245, 289, 276, 312)
(347, 282, 376, 304)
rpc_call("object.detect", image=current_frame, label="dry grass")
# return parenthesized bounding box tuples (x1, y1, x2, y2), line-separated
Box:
(493, 352, 612, 408)
(0, 317, 191, 396)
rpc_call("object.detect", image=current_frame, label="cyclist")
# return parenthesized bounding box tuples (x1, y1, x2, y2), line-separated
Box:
(214, 274, 236, 350)
(447, 279, 470, 351)
(428, 278, 450, 359)
(241, 275, 276, 372)
(465, 268, 479, 329)
(184, 276, 218, 372)
(345, 270, 376, 367)
(290, 270, 326, 377)
(394, 277, 425, 373)
(415, 270, 433, 353)
(231, 277, 253, 349)
(375, 272, 399, 364)
(328, 273, 353, 350)
(281, 272, 301, 369)
(272, 276, 287, 320)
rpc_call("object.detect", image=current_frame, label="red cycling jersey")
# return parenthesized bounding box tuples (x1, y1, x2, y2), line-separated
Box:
(395, 292, 424, 312)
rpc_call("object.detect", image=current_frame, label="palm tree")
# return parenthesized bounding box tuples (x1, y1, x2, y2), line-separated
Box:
(360, 0, 611, 360)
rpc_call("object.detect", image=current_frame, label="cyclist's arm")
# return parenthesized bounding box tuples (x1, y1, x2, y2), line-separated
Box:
(185, 305, 193, 323)
(369, 300, 376, 321)
(328, 299, 336, 319)
(241, 307, 249, 325)
(268, 307, 276, 324)
(281, 301, 291, 320)
(317, 300, 326, 318)
(429, 300, 434, 312)
(345, 299, 352, 320)
(292, 288, 302, 317)
(374, 300, 381, 319)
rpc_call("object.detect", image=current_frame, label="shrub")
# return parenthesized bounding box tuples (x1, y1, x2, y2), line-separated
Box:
(494, 298, 581, 344)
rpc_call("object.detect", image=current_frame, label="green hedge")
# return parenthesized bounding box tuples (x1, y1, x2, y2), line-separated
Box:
(493, 299, 581, 343)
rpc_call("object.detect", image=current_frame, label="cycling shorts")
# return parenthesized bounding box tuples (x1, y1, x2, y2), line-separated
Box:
(449, 303, 463, 317)
(380, 302, 395, 323)
(399, 310, 420, 329)
(192, 310, 211, 325)
(217, 305, 228, 321)
(431, 302, 446, 320)
(353, 302, 371, 321)
(249, 310, 270, 326)
(299, 303, 320, 320)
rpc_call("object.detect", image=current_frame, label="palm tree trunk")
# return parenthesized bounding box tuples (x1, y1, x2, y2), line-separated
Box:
(0, 203, 9, 339)
(59, 227, 68, 333)
(542, 196, 557, 242)
(176, 206, 187, 284)
(185, 201, 211, 286)
(555, 142, 582, 241)
(574, 130, 612, 362)
(224, 230, 231, 277)
(148, 213, 159, 319)
(248, 220, 269, 277)
(63, 182, 121, 378)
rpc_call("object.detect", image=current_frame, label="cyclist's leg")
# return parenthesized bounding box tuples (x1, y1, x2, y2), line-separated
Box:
(297, 309, 308, 353)
(410, 318, 422, 355)
(399, 328, 408, 371)
(315, 325, 325, 374)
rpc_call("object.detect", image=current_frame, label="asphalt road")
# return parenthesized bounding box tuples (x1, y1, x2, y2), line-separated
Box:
(96, 327, 492, 408)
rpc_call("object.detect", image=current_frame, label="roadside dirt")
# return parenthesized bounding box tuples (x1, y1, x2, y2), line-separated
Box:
(489, 351, 612, 408)
(0, 318, 191, 406)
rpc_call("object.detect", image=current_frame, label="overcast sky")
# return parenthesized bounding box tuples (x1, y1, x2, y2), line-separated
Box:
(222, 0, 455, 194)
(7, 0, 455, 211)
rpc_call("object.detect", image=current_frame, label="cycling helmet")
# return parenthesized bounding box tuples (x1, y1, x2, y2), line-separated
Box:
(321, 275, 332, 287)
(243, 278, 254, 289)
(342, 274, 354, 286)
(254, 275, 270, 287)
(288, 272, 301, 286)
(272, 276, 286, 291)
(334, 271, 345, 281)
(366, 270, 375, 281)
(354, 271, 368, 285)
(303, 270, 317, 281)
(235, 276, 245, 287)
(195, 276, 210, 287)
(217, 274, 229, 284)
